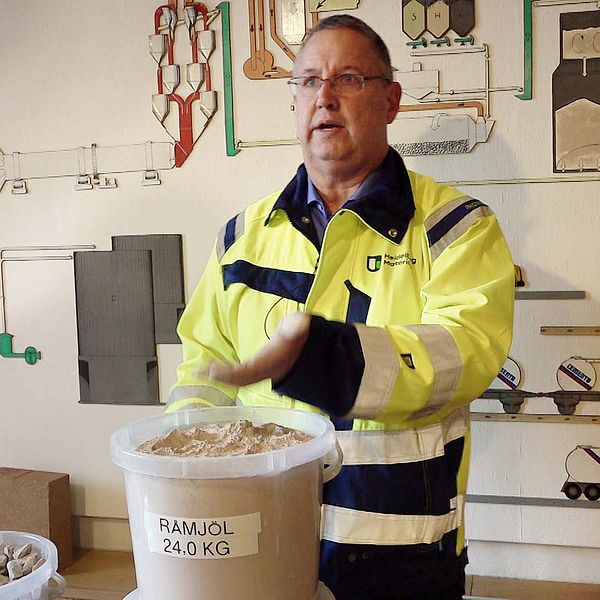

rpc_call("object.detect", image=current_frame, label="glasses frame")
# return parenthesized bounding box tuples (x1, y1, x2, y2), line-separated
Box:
(287, 73, 391, 97)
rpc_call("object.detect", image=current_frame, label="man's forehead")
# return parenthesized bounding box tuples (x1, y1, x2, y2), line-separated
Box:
(296, 64, 363, 75)
(295, 29, 383, 73)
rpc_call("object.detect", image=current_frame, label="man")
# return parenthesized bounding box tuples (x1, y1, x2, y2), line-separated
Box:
(168, 14, 514, 600)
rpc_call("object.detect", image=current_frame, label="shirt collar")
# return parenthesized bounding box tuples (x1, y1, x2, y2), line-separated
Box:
(266, 147, 416, 245)
(307, 169, 379, 217)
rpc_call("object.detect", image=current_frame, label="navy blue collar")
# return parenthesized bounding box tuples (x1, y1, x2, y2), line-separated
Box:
(266, 147, 415, 247)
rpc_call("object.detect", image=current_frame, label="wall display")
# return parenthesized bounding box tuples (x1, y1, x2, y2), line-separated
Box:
(482, 355, 600, 415)
(402, 0, 475, 41)
(396, 0, 515, 155)
(0, 245, 95, 366)
(552, 10, 600, 173)
(243, 0, 291, 79)
(309, 0, 359, 11)
(241, 0, 356, 80)
(562, 445, 600, 501)
(0, 143, 176, 194)
(112, 236, 185, 344)
(483, 388, 600, 416)
(75, 249, 158, 405)
(282, 1, 308, 45)
(150, 1, 218, 166)
(74, 235, 184, 406)
(243, 0, 317, 79)
(0, 2, 232, 193)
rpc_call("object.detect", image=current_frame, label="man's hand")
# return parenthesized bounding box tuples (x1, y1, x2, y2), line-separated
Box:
(205, 312, 311, 386)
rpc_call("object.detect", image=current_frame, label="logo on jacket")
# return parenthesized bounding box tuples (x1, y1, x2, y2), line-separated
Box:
(367, 255, 382, 272)
(367, 253, 417, 271)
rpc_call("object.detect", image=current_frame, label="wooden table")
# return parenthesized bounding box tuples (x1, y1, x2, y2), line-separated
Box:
(58, 549, 136, 600)
(55, 550, 600, 600)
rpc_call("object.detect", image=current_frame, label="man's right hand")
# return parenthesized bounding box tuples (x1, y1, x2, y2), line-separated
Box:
(204, 312, 311, 387)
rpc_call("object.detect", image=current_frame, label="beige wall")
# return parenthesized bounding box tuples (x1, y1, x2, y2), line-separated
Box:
(1, 0, 599, 583)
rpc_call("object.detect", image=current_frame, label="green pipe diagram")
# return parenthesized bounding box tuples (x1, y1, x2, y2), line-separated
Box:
(517, 0, 533, 100)
(218, 2, 240, 156)
(0, 332, 41, 365)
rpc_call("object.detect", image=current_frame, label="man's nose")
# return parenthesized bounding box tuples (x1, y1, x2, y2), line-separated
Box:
(316, 79, 339, 109)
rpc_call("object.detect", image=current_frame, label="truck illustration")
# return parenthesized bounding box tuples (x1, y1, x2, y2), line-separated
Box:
(561, 445, 600, 501)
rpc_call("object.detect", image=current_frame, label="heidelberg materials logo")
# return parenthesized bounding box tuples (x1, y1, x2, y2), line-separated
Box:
(367, 253, 416, 271)
(367, 255, 382, 272)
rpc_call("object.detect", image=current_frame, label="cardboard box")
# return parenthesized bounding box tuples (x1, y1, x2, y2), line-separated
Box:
(0, 467, 73, 568)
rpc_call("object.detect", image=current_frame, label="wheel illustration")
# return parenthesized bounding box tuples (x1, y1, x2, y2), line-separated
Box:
(563, 483, 582, 500)
(583, 484, 600, 501)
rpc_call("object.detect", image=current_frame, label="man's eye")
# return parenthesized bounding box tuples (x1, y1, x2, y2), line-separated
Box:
(304, 77, 321, 88)
(338, 74, 360, 86)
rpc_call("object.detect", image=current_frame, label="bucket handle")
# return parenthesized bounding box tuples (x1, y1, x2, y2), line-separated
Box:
(323, 440, 343, 483)
(48, 572, 67, 599)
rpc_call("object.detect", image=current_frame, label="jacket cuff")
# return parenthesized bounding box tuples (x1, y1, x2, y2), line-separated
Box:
(273, 316, 365, 416)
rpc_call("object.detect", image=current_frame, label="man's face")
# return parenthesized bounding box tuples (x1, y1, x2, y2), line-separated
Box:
(293, 27, 401, 177)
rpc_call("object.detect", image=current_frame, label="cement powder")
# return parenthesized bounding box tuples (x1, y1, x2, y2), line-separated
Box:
(137, 420, 312, 457)
(127, 420, 322, 599)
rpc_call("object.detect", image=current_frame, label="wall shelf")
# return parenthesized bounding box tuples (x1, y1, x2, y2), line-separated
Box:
(466, 494, 600, 509)
(471, 412, 600, 424)
(516, 290, 586, 300)
(480, 389, 600, 415)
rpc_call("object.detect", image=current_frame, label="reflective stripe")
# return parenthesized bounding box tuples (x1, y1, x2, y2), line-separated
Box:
(425, 196, 492, 261)
(222, 260, 314, 303)
(346, 325, 399, 420)
(216, 211, 245, 261)
(321, 496, 463, 545)
(167, 385, 235, 407)
(336, 407, 469, 465)
(406, 324, 462, 419)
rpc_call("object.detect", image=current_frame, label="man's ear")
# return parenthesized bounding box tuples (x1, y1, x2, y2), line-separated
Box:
(386, 82, 402, 124)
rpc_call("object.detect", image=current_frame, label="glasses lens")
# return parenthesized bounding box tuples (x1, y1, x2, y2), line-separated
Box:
(335, 74, 363, 94)
(291, 74, 367, 97)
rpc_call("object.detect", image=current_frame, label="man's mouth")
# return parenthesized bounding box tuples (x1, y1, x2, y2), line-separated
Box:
(314, 121, 343, 131)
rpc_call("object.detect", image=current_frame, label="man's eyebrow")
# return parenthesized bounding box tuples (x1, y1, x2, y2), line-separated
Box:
(295, 65, 364, 75)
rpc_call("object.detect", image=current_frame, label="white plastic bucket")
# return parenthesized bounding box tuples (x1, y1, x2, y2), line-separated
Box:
(122, 581, 336, 599)
(0, 532, 66, 600)
(110, 407, 342, 600)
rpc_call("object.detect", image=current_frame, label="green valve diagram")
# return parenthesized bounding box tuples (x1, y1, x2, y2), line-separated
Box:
(0, 332, 41, 365)
(0, 245, 94, 367)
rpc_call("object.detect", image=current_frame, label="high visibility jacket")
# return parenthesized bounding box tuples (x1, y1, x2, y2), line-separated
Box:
(168, 148, 514, 594)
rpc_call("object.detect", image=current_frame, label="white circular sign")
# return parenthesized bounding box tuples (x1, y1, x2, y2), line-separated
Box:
(492, 357, 521, 390)
(557, 357, 597, 391)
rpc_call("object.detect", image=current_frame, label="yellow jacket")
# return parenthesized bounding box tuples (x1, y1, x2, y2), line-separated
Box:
(168, 148, 514, 577)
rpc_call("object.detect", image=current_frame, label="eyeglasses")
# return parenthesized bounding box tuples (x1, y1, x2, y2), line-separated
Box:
(287, 73, 391, 98)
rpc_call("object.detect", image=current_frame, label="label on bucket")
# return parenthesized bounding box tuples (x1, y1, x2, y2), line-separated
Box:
(144, 511, 262, 559)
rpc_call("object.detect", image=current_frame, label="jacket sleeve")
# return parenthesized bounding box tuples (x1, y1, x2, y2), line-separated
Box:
(274, 203, 515, 422)
(166, 245, 239, 413)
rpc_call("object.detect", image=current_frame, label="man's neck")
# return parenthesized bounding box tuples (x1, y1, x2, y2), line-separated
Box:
(306, 151, 389, 215)
(309, 175, 363, 215)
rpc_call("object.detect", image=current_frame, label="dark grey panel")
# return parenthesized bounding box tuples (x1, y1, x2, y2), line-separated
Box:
(112, 235, 185, 344)
(78, 356, 158, 405)
(74, 250, 156, 355)
(74, 250, 159, 405)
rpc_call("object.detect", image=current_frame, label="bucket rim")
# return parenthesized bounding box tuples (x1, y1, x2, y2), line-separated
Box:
(0, 531, 57, 598)
(110, 406, 336, 479)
